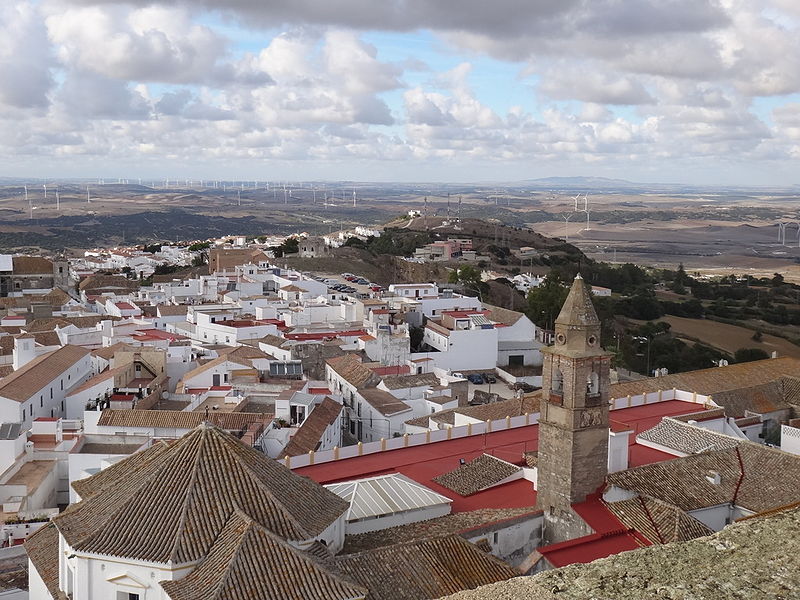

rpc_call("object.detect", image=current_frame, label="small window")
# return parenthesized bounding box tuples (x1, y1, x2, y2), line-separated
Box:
(40, 395, 43, 407)
(117, 592, 140, 600)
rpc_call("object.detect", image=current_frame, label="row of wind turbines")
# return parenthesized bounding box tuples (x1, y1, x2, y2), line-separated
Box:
(561, 192, 592, 241)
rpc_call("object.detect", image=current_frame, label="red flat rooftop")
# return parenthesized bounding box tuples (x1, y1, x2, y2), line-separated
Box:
(297, 399, 704, 513)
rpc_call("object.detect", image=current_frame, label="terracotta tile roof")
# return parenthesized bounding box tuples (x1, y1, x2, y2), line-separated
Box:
(327, 354, 380, 388)
(607, 442, 800, 513)
(65, 364, 128, 396)
(607, 495, 714, 544)
(32, 330, 61, 347)
(91, 342, 134, 361)
(96, 409, 268, 431)
(609, 357, 800, 399)
(156, 304, 189, 316)
(161, 511, 366, 600)
(333, 535, 518, 600)
(259, 333, 290, 348)
(711, 380, 791, 417)
(359, 387, 412, 417)
(638, 418, 743, 455)
(482, 303, 526, 325)
(0, 345, 90, 402)
(24, 522, 68, 600)
(405, 394, 541, 428)
(433, 454, 521, 497)
(342, 506, 539, 554)
(12, 256, 52, 275)
(380, 372, 440, 390)
(280, 397, 342, 458)
(55, 424, 349, 563)
(177, 346, 270, 391)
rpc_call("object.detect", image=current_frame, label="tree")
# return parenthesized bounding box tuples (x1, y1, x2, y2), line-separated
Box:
(188, 242, 211, 252)
(734, 348, 770, 363)
(525, 275, 569, 329)
(448, 265, 482, 287)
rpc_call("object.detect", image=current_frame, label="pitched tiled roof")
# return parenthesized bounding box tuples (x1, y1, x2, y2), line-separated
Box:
(606, 495, 713, 544)
(433, 454, 521, 497)
(96, 409, 268, 431)
(607, 442, 800, 513)
(609, 357, 800, 400)
(638, 418, 743, 455)
(380, 373, 440, 390)
(259, 333, 291, 348)
(280, 397, 342, 458)
(405, 393, 541, 428)
(334, 535, 517, 600)
(327, 354, 380, 388)
(24, 522, 68, 600)
(157, 304, 189, 316)
(482, 303, 526, 325)
(91, 342, 134, 361)
(0, 345, 89, 402)
(161, 511, 366, 600)
(12, 256, 52, 275)
(359, 388, 411, 417)
(711, 380, 791, 417)
(65, 364, 128, 396)
(55, 424, 349, 563)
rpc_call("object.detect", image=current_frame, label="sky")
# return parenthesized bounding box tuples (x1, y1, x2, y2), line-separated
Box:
(1, 0, 800, 185)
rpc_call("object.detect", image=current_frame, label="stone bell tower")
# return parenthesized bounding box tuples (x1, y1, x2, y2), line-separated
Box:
(537, 273, 611, 543)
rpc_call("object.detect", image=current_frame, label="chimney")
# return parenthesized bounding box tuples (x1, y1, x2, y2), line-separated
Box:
(12, 334, 36, 370)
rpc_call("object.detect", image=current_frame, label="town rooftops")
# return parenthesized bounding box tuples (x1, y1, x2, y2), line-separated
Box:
(0, 345, 90, 402)
(380, 372, 440, 390)
(156, 304, 189, 316)
(53, 423, 349, 564)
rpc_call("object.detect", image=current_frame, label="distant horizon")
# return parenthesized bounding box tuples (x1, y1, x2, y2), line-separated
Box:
(2, 1, 799, 185)
(0, 175, 797, 191)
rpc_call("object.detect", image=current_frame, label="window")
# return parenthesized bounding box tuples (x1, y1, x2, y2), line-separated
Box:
(551, 368, 563, 394)
(22, 409, 25, 421)
(117, 593, 140, 600)
(40, 396, 43, 407)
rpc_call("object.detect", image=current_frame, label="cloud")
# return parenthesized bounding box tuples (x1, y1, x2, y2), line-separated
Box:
(538, 65, 655, 105)
(0, 2, 55, 109)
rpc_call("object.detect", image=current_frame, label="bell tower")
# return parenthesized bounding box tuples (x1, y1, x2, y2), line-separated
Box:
(537, 274, 611, 542)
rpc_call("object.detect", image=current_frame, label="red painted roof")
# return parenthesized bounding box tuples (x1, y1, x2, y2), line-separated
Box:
(115, 302, 137, 310)
(34, 417, 59, 422)
(284, 329, 367, 341)
(441, 310, 489, 318)
(110, 394, 135, 401)
(132, 328, 188, 341)
(296, 400, 704, 514)
(370, 365, 411, 376)
(307, 387, 332, 395)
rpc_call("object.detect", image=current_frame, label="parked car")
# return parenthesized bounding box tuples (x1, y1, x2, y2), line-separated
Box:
(467, 374, 484, 384)
(484, 374, 497, 384)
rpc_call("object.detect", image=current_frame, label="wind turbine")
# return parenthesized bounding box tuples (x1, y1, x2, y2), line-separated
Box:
(87, 186, 91, 204)
(582, 193, 591, 231)
(43, 184, 47, 199)
(352, 186, 357, 208)
(56, 188, 60, 211)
